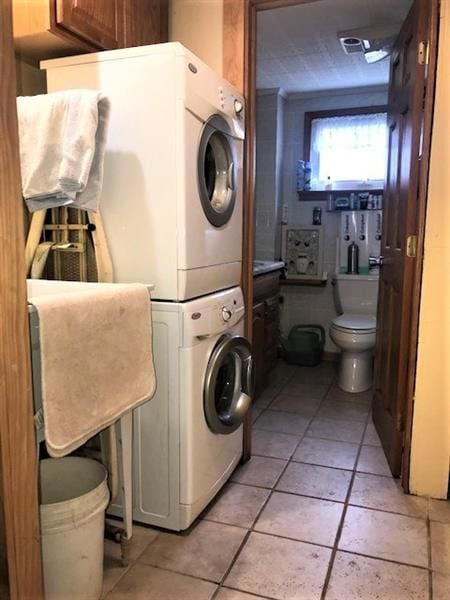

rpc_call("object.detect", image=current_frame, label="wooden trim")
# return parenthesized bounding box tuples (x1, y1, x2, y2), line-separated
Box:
(401, 0, 440, 493)
(0, 2, 44, 598)
(303, 105, 388, 161)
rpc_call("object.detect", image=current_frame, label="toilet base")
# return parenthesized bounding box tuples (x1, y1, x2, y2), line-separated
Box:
(338, 350, 373, 393)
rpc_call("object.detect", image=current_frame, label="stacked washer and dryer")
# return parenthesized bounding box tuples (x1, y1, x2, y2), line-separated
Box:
(43, 43, 253, 530)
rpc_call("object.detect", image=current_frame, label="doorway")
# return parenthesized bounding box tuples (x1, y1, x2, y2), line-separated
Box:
(242, 0, 439, 492)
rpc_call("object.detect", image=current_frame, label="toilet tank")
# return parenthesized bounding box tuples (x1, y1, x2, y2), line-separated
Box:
(333, 273, 379, 316)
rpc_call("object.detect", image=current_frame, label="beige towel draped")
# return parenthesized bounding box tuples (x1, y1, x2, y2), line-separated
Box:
(30, 283, 155, 457)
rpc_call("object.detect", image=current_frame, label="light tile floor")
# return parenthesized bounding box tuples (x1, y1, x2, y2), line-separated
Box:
(103, 361, 450, 600)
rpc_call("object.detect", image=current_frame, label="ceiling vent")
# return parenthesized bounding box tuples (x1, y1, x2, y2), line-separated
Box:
(338, 23, 401, 64)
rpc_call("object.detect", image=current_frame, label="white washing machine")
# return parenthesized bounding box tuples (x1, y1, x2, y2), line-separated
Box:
(109, 286, 253, 530)
(42, 43, 245, 301)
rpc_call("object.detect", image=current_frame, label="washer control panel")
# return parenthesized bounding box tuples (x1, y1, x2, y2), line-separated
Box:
(182, 287, 245, 344)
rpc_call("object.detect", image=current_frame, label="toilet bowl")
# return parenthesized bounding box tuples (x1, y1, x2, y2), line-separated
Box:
(330, 314, 377, 393)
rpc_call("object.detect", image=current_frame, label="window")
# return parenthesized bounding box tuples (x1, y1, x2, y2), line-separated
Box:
(305, 109, 388, 189)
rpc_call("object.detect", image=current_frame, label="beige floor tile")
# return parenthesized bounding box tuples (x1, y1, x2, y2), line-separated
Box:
(231, 456, 286, 488)
(350, 473, 429, 518)
(140, 520, 246, 582)
(293, 437, 359, 470)
(252, 429, 301, 460)
(253, 410, 311, 436)
(106, 564, 217, 600)
(429, 498, 450, 524)
(363, 422, 382, 446)
(326, 551, 429, 600)
(251, 406, 263, 423)
(281, 381, 329, 400)
(306, 418, 365, 444)
(253, 385, 282, 410)
(339, 506, 428, 567)
(277, 462, 352, 502)
(225, 532, 331, 600)
(215, 588, 262, 600)
(326, 386, 373, 405)
(431, 521, 450, 574)
(255, 491, 343, 547)
(270, 361, 297, 382)
(102, 523, 159, 597)
(204, 483, 270, 529)
(269, 393, 321, 417)
(357, 445, 392, 476)
(289, 363, 337, 385)
(433, 572, 450, 600)
(317, 400, 370, 423)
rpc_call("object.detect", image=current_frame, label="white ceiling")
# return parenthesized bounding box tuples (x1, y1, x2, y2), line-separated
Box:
(257, 0, 413, 93)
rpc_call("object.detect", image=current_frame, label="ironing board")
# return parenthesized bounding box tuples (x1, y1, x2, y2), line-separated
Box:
(27, 280, 153, 567)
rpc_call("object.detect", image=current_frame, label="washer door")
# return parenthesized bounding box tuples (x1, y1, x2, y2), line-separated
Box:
(198, 115, 237, 227)
(204, 335, 253, 434)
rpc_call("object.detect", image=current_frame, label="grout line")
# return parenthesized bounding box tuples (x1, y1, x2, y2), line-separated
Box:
(320, 406, 373, 600)
(219, 584, 277, 600)
(427, 503, 434, 600)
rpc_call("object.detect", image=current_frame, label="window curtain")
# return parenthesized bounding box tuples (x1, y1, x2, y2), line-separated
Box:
(310, 113, 388, 185)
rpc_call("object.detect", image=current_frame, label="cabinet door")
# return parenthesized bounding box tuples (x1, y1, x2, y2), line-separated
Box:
(54, 0, 123, 49)
(122, 0, 168, 47)
(252, 301, 265, 400)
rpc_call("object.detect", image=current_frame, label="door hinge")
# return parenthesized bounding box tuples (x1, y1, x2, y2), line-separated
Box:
(418, 41, 429, 66)
(406, 235, 418, 258)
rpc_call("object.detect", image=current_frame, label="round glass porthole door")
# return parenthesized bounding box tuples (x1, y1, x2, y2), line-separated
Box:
(204, 335, 253, 434)
(198, 115, 237, 227)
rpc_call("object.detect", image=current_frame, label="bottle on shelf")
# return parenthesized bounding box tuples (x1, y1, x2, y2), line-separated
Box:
(325, 176, 333, 191)
(327, 192, 334, 212)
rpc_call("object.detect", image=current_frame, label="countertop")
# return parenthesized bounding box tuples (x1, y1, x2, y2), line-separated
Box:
(253, 260, 285, 277)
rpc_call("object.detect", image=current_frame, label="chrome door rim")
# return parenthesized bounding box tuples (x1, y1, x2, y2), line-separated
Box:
(198, 115, 237, 228)
(204, 335, 253, 434)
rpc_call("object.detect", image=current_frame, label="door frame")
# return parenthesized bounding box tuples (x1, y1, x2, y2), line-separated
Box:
(224, 0, 439, 485)
(0, 1, 44, 598)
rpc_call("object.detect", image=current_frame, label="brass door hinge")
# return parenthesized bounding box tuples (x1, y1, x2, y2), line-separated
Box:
(418, 41, 429, 65)
(406, 235, 417, 258)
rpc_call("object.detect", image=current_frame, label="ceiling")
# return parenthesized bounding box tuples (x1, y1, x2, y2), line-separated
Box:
(257, 0, 413, 94)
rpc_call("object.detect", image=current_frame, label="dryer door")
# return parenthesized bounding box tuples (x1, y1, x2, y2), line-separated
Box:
(198, 115, 237, 227)
(204, 335, 253, 434)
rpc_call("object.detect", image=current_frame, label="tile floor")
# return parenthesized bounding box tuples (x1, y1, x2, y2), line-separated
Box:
(103, 361, 450, 600)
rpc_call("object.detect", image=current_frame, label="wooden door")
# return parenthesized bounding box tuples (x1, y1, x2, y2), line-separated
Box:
(372, 0, 437, 477)
(54, 0, 123, 49)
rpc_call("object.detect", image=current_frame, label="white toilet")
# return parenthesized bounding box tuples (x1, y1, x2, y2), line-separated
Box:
(330, 274, 379, 393)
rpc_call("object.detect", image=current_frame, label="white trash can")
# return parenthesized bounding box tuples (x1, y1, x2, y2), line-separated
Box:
(39, 457, 110, 600)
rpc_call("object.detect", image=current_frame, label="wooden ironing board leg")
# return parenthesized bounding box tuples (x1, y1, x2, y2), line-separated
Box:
(119, 411, 133, 566)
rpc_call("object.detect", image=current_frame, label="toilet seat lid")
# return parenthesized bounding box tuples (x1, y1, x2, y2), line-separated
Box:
(332, 314, 377, 332)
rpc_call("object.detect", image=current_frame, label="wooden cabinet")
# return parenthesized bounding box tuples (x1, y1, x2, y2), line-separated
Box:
(55, 0, 123, 50)
(253, 269, 282, 400)
(252, 301, 266, 398)
(13, 0, 168, 62)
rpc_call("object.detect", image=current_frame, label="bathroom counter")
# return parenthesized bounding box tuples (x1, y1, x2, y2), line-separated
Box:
(253, 260, 285, 277)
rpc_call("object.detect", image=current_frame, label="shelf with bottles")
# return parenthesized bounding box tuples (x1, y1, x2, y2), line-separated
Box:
(298, 189, 384, 211)
(297, 189, 383, 200)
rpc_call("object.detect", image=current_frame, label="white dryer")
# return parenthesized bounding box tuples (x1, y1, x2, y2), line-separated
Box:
(109, 286, 253, 530)
(43, 43, 245, 301)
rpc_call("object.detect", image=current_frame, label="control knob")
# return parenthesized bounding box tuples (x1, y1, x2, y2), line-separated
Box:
(234, 99, 244, 115)
(222, 307, 232, 322)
